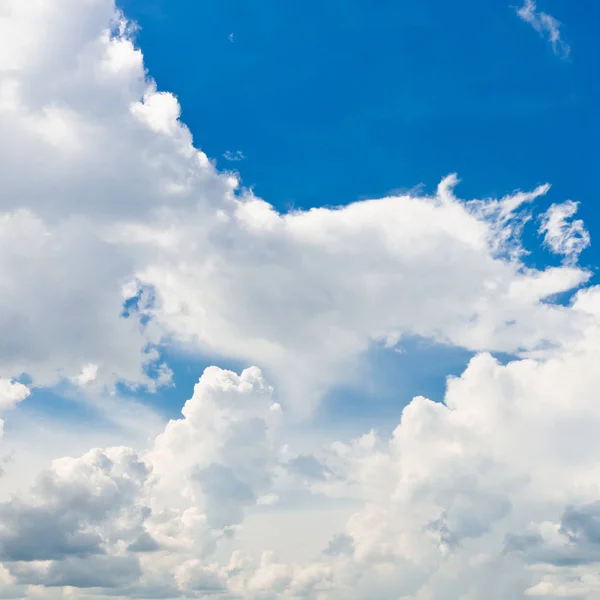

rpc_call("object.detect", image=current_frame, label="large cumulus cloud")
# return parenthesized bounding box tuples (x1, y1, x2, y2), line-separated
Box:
(0, 0, 592, 410)
(2, 0, 600, 598)
(0, 365, 282, 595)
(6, 312, 600, 598)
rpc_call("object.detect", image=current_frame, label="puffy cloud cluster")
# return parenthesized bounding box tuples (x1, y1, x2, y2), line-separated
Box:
(0, 366, 283, 596)
(309, 288, 600, 598)
(6, 303, 600, 598)
(0, 0, 592, 413)
(128, 176, 594, 414)
(0, 0, 237, 391)
(1, 0, 600, 598)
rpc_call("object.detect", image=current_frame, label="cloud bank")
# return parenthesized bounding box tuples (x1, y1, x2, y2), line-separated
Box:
(5, 310, 600, 598)
(0, 0, 598, 598)
(0, 0, 590, 412)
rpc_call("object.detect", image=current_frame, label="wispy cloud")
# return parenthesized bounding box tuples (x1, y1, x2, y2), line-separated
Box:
(223, 149, 245, 161)
(539, 200, 590, 264)
(516, 0, 570, 58)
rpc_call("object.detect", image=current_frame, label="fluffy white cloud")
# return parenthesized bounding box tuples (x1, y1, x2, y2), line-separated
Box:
(2, 0, 600, 598)
(0, 365, 284, 596)
(147, 366, 282, 531)
(7, 311, 600, 599)
(0, 379, 30, 414)
(0, 378, 30, 440)
(0, 0, 592, 414)
(0, 0, 233, 390)
(1, 361, 350, 598)
(516, 0, 570, 58)
(197, 291, 600, 599)
(125, 176, 597, 415)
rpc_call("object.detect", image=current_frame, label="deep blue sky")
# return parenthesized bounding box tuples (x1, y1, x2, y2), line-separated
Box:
(117, 0, 599, 236)
(25, 0, 593, 428)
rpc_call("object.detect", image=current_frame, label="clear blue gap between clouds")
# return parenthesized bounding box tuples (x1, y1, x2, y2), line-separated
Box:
(9, 386, 112, 430)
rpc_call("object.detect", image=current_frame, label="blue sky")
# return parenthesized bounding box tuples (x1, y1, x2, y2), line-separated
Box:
(118, 0, 599, 228)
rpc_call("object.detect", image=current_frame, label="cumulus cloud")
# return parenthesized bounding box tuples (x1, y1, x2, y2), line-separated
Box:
(516, 0, 570, 58)
(0, 379, 30, 441)
(5, 307, 600, 598)
(0, 365, 284, 595)
(0, 0, 235, 391)
(204, 300, 600, 599)
(0, 446, 149, 563)
(0, 380, 30, 414)
(125, 178, 594, 414)
(0, 0, 593, 416)
(2, 0, 600, 598)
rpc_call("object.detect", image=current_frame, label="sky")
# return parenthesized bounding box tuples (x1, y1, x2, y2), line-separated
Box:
(2, 0, 600, 598)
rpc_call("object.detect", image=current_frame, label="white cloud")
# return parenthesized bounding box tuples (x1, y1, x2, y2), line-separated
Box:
(71, 363, 99, 386)
(224, 149, 245, 161)
(516, 0, 570, 58)
(0, 0, 592, 416)
(257, 493, 280, 506)
(0, 379, 30, 414)
(0, 365, 284, 594)
(4, 292, 600, 598)
(0, 378, 31, 442)
(0, 378, 30, 441)
(540, 200, 591, 264)
(124, 178, 596, 414)
(2, 0, 600, 597)
(147, 366, 282, 531)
